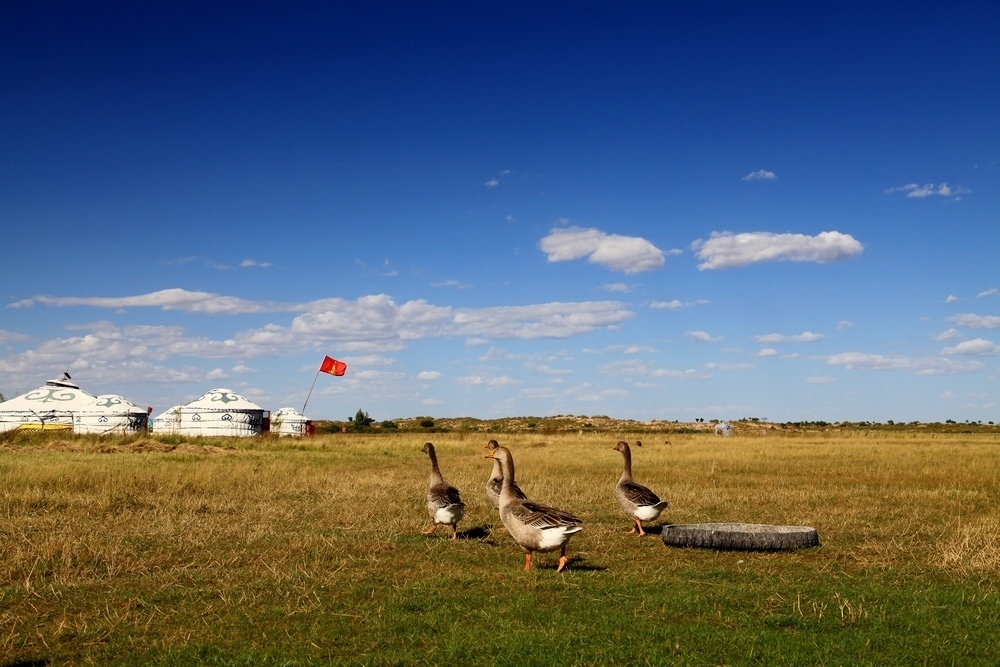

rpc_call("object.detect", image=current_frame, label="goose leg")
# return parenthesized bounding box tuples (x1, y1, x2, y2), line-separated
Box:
(634, 519, 646, 537)
(556, 545, 569, 572)
(450, 524, 458, 540)
(524, 552, 533, 571)
(422, 524, 437, 536)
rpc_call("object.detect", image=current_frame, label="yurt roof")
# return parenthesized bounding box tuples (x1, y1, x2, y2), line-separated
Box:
(0, 377, 97, 412)
(273, 407, 307, 419)
(185, 388, 263, 411)
(153, 405, 183, 419)
(88, 394, 147, 414)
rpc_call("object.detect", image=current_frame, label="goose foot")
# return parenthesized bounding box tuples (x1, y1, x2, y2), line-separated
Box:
(524, 553, 533, 571)
(635, 520, 647, 536)
(422, 525, 437, 536)
(557, 555, 569, 572)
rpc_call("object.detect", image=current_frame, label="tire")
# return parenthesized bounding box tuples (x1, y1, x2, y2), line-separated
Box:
(661, 523, 819, 551)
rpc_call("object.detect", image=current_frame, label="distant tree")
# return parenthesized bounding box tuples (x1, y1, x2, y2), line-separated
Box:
(353, 409, 374, 427)
(420, 418, 435, 428)
(379, 420, 398, 429)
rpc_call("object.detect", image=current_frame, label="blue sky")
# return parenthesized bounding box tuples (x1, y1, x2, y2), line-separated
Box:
(2, 2, 998, 423)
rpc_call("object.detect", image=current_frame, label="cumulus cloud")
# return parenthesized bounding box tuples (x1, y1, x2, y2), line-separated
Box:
(417, 371, 442, 380)
(686, 330, 722, 343)
(941, 339, 1000, 356)
(835, 320, 855, 330)
(650, 299, 709, 310)
(692, 231, 863, 270)
(979, 288, 999, 299)
(952, 314, 1000, 329)
(742, 169, 777, 181)
(757, 348, 779, 357)
(945, 295, 962, 304)
(754, 331, 825, 344)
(885, 183, 970, 199)
(540, 226, 665, 274)
(825, 352, 981, 375)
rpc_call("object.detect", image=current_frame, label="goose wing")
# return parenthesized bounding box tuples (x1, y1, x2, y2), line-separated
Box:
(619, 480, 661, 508)
(510, 498, 582, 528)
(430, 483, 464, 508)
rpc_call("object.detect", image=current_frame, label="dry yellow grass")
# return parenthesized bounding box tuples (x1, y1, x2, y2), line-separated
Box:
(1, 429, 999, 663)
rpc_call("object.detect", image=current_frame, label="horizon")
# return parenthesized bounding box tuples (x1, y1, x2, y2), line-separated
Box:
(2, 3, 998, 424)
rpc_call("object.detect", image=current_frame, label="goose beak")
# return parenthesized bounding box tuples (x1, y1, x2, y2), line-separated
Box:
(484, 449, 496, 459)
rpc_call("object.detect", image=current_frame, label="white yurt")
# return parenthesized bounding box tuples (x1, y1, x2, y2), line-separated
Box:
(74, 394, 150, 435)
(150, 405, 183, 435)
(178, 388, 267, 437)
(271, 407, 311, 437)
(0, 374, 97, 432)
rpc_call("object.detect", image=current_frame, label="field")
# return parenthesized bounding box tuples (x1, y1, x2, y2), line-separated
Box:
(2, 429, 1000, 665)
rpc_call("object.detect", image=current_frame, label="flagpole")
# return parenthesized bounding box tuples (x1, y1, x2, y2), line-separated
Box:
(302, 369, 321, 414)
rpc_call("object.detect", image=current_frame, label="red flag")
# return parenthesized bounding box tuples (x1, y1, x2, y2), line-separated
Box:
(319, 355, 347, 376)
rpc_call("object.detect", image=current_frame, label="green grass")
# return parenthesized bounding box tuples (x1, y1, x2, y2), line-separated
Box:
(2, 431, 1000, 665)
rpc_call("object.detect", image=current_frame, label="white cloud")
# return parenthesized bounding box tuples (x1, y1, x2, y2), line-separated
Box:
(10, 288, 302, 315)
(456, 375, 521, 388)
(417, 371, 442, 380)
(539, 226, 665, 274)
(484, 178, 499, 188)
(686, 330, 722, 343)
(0, 329, 32, 344)
(754, 331, 825, 344)
(835, 320, 855, 330)
(650, 299, 709, 310)
(599, 359, 708, 380)
(885, 183, 970, 199)
(704, 362, 754, 371)
(240, 259, 272, 268)
(941, 339, 1000, 356)
(826, 352, 982, 375)
(742, 169, 777, 181)
(945, 295, 962, 304)
(601, 283, 631, 293)
(757, 348, 779, 357)
(431, 279, 473, 289)
(952, 314, 1000, 329)
(692, 231, 863, 270)
(932, 328, 963, 342)
(978, 288, 999, 299)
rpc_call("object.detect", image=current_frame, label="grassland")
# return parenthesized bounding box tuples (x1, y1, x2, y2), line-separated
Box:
(2, 428, 1000, 665)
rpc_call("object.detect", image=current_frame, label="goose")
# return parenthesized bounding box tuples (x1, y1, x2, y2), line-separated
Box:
(485, 445, 583, 572)
(485, 439, 527, 510)
(421, 442, 465, 539)
(613, 440, 668, 536)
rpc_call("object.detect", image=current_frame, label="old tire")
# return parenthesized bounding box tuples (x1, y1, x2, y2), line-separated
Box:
(662, 523, 819, 551)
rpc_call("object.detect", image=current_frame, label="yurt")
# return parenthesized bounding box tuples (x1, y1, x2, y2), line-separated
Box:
(178, 388, 267, 437)
(74, 394, 150, 435)
(150, 405, 183, 435)
(271, 407, 311, 436)
(0, 374, 97, 432)
(714, 421, 732, 437)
